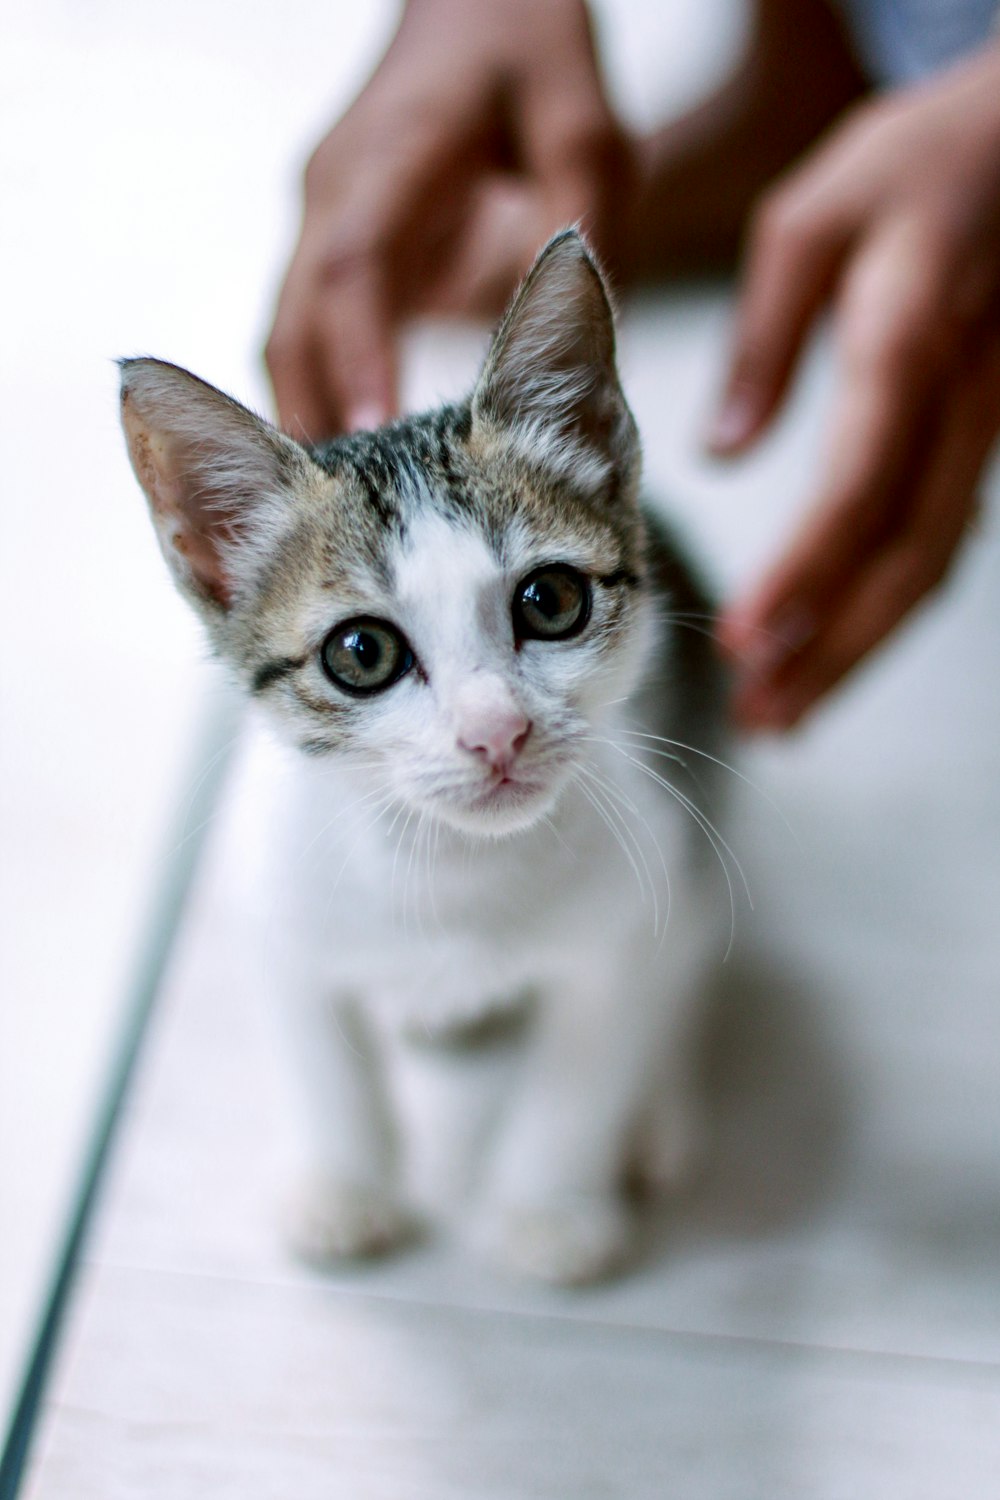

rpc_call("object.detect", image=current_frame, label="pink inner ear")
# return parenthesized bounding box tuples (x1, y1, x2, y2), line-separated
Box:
(166, 522, 233, 608)
(123, 395, 234, 607)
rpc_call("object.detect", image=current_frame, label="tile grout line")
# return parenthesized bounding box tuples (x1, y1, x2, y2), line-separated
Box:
(86, 1252, 1000, 1389)
(0, 692, 240, 1500)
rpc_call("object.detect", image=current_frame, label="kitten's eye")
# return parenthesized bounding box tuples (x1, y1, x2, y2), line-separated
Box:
(513, 565, 591, 642)
(320, 618, 413, 695)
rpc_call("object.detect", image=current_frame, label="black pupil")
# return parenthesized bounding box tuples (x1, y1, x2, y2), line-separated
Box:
(527, 579, 562, 619)
(350, 631, 380, 669)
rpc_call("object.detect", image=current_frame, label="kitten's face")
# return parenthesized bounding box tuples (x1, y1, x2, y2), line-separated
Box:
(249, 436, 651, 836)
(120, 231, 649, 837)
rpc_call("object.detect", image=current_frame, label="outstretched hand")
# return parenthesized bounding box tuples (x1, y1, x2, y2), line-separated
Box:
(267, 2, 1000, 733)
(266, 0, 631, 441)
(712, 45, 1000, 730)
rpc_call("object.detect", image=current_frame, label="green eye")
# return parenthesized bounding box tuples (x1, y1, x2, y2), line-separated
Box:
(513, 565, 591, 642)
(320, 618, 414, 695)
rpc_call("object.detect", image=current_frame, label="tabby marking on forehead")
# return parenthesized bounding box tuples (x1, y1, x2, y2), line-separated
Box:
(312, 404, 474, 524)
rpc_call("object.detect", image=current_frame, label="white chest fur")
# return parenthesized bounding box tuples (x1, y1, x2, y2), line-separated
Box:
(248, 711, 706, 1035)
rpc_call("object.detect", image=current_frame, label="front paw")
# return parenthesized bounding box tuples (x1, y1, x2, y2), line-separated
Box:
(481, 1195, 632, 1286)
(286, 1174, 414, 1265)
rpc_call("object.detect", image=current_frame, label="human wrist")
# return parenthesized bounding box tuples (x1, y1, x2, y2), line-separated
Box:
(624, 2, 868, 283)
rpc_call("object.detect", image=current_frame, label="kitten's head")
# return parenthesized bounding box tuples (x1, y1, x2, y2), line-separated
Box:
(121, 230, 655, 836)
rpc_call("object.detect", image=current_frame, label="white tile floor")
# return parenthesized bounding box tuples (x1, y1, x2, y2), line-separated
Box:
(9, 1, 1000, 1495)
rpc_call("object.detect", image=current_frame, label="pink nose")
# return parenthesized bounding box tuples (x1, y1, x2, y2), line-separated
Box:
(458, 711, 532, 773)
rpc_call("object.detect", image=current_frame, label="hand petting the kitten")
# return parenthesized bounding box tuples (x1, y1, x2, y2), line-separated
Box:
(267, 0, 1000, 733)
(266, 0, 631, 439)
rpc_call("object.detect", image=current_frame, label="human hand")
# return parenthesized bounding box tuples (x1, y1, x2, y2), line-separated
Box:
(265, 0, 631, 440)
(711, 45, 1000, 731)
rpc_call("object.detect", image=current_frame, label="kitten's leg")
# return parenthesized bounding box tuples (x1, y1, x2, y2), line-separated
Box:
(478, 963, 657, 1285)
(480, 907, 716, 1284)
(282, 989, 412, 1262)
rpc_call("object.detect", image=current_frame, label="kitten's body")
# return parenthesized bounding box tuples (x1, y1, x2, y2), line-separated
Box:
(121, 232, 730, 1283)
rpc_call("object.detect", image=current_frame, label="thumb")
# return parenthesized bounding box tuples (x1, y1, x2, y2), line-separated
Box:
(316, 259, 397, 434)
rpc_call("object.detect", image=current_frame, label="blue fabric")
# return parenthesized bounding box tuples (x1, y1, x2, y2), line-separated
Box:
(837, 0, 998, 82)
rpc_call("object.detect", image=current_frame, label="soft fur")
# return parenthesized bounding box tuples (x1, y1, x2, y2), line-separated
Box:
(121, 231, 730, 1284)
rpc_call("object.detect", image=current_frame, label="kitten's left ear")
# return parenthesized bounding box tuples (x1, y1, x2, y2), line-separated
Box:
(120, 358, 314, 615)
(471, 229, 638, 490)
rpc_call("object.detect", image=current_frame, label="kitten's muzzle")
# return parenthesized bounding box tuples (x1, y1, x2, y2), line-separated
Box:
(459, 716, 532, 778)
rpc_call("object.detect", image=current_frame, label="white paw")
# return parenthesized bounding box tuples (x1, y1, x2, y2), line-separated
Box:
(483, 1195, 632, 1286)
(286, 1174, 413, 1265)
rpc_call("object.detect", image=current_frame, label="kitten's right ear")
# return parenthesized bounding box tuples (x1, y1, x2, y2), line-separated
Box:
(119, 358, 311, 613)
(471, 229, 638, 492)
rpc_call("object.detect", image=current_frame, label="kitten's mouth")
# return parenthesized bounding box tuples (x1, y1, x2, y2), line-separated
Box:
(434, 768, 557, 836)
(471, 773, 543, 810)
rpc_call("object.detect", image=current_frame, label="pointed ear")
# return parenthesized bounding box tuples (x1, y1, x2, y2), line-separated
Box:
(471, 229, 637, 489)
(119, 358, 312, 613)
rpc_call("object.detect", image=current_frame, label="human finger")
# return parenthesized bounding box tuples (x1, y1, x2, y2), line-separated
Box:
(707, 173, 854, 453)
(267, 251, 396, 442)
(719, 218, 955, 668)
(735, 338, 1000, 729)
(265, 270, 335, 442)
(517, 5, 632, 257)
(267, 76, 488, 439)
(307, 249, 397, 436)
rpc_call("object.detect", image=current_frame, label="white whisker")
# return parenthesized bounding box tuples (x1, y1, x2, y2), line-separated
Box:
(325, 789, 396, 901)
(614, 728, 798, 843)
(390, 809, 415, 928)
(580, 758, 673, 942)
(599, 738, 752, 962)
(539, 811, 571, 853)
(577, 761, 659, 935)
(296, 776, 396, 867)
(425, 813, 443, 929)
(402, 810, 422, 942)
(638, 760, 739, 952)
(571, 768, 650, 927)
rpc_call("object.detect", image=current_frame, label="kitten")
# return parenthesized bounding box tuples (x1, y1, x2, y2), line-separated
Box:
(120, 230, 729, 1285)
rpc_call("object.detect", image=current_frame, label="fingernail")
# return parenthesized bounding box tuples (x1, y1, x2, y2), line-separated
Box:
(346, 403, 387, 433)
(705, 390, 759, 454)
